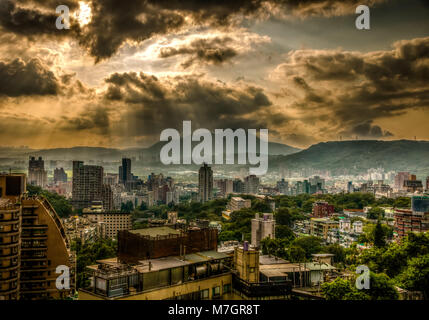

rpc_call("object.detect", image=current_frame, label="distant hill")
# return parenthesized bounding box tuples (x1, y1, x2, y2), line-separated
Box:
(0, 139, 300, 162)
(143, 137, 300, 157)
(270, 140, 429, 175)
(2, 140, 428, 176)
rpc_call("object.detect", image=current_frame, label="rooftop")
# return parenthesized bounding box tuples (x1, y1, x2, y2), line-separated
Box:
(129, 226, 181, 237)
(304, 262, 336, 271)
(311, 253, 335, 258)
(260, 255, 288, 265)
(89, 250, 230, 275)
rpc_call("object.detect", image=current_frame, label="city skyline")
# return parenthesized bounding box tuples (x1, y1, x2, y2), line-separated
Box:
(0, 0, 428, 149)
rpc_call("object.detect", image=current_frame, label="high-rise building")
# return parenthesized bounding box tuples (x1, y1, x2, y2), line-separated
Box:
(394, 209, 429, 238)
(347, 181, 354, 193)
(72, 161, 112, 210)
(28, 156, 47, 188)
(233, 179, 244, 193)
(394, 196, 429, 238)
(312, 201, 335, 217)
(198, 163, 213, 203)
(309, 176, 325, 190)
(251, 213, 275, 248)
(103, 173, 119, 185)
(0, 173, 73, 300)
(101, 184, 114, 211)
(394, 172, 410, 191)
(244, 175, 259, 195)
(215, 179, 233, 197)
(404, 179, 423, 193)
(53, 168, 68, 183)
(411, 195, 429, 214)
(119, 158, 132, 184)
(276, 179, 288, 194)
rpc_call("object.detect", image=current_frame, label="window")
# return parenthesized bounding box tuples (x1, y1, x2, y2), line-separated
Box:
(212, 286, 220, 298)
(200, 289, 209, 300)
(223, 284, 231, 294)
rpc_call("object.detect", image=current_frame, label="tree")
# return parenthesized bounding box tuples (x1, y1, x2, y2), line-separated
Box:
(251, 199, 272, 213)
(302, 199, 314, 213)
(366, 272, 399, 300)
(27, 184, 72, 218)
(367, 207, 385, 219)
(121, 201, 134, 212)
(373, 221, 387, 248)
(397, 254, 429, 299)
(260, 238, 289, 259)
(275, 225, 295, 241)
(275, 207, 292, 226)
(138, 201, 148, 211)
(291, 236, 322, 259)
(322, 273, 398, 300)
(325, 244, 346, 264)
(393, 197, 410, 208)
(289, 245, 306, 262)
(72, 238, 117, 289)
(322, 278, 356, 300)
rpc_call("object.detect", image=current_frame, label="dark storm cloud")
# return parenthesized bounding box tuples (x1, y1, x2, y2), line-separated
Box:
(0, 0, 384, 61)
(0, 0, 77, 37)
(159, 37, 238, 68)
(103, 71, 276, 137)
(0, 58, 59, 96)
(275, 36, 429, 137)
(60, 107, 110, 133)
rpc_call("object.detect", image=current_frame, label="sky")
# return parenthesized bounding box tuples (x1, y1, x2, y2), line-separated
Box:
(0, 0, 428, 149)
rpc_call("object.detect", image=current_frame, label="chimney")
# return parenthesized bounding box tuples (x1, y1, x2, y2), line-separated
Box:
(243, 241, 249, 251)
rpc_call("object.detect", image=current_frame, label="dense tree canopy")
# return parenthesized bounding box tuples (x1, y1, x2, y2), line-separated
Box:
(27, 184, 73, 218)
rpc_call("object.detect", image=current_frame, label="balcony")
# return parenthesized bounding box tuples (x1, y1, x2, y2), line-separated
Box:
(231, 274, 292, 298)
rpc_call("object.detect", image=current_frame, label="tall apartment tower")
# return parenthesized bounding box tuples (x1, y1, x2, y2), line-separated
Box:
(394, 172, 410, 191)
(216, 179, 233, 197)
(198, 163, 213, 203)
(28, 156, 47, 188)
(276, 179, 288, 194)
(119, 158, 132, 184)
(251, 213, 275, 248)
(244, 175, 260, 195)
(0, 174, 73, 300)
(233, 179, 244, 193)
(72, 161, 112, 210)
(53, 168, 68, 183)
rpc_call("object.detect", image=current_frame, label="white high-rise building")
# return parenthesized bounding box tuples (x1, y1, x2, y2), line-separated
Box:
(251, 213, 275, 248)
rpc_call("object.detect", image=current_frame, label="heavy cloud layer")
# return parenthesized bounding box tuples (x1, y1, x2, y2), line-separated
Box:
(1, 0, 385, 61)
(272, 36, 429, 139)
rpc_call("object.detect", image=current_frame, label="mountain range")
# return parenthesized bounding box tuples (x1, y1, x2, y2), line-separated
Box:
(1, 140, 428, 176)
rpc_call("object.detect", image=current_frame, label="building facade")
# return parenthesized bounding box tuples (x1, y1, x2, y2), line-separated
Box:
(84, 211, 132, 239)
(198, 164, 213, 203)
(72, 161, 113, 211)
(0, 174, 73, 300)
(251, 213, 275, 248)
(28, 156, 47, 188)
